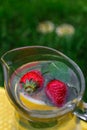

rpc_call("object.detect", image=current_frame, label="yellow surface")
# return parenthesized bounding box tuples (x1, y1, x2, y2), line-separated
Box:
(0, 87, 16, 130)
(80, 120, 87, 130)
(0, 87, 87, 130)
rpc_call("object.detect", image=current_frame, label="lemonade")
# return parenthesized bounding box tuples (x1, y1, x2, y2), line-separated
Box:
(1, 46, 85, 130)
(10, 60, 79, 130)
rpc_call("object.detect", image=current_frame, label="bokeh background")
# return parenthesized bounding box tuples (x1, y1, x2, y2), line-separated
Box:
(0, 0, 87, 101)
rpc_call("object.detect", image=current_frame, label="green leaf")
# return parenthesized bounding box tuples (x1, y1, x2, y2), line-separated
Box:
(41, 62, 51, 75)
(49, 61, 69, 82)
(41, 61, 69, 83)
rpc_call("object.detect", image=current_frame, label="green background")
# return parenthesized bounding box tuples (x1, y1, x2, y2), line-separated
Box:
(0, 0, 87, 101)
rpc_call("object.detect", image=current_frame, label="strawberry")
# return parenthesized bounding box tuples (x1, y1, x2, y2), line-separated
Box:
(20, 70, 44, 93)
(45, 79, 68, 107)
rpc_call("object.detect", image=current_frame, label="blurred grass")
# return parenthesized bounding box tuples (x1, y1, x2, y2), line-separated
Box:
(0, 0, 87, 101)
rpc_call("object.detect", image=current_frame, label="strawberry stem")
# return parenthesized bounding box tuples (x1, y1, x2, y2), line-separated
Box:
(22, 79, 38, 93)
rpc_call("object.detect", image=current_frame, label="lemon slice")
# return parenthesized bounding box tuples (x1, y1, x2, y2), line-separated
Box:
(20, 93, 57, 110)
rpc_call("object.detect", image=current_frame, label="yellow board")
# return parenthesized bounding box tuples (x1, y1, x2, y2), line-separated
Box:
(0, 87, 87, 130)
(0, 87, 16, 130)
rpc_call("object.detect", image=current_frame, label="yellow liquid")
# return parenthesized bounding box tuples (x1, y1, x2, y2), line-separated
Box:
(13, 90, 80, 130)
(15, 112, 78, 130)
(10, 61, 81, 130)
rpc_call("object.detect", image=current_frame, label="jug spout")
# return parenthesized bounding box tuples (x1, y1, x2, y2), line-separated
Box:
(1, 54, 10, 89)
(1, 51, 11, 71)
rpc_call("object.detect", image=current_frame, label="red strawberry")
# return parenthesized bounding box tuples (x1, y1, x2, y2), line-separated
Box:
(45, 79, 68, 107)
(20, 70, 44, 93)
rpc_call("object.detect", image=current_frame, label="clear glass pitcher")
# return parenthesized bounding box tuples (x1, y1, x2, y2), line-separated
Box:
(1, 46, 86, 130)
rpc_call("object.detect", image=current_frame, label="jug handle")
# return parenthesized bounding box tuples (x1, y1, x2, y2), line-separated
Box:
(74, 101, 87, 122)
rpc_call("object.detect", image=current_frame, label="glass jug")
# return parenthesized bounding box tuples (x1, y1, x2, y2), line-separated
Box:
(1, 46, 86, 130)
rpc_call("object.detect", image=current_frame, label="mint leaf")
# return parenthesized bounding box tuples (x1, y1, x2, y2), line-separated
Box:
(41, 62, 51, 75)
(41, 61, 70, 83)
(49, 61, 69, 82)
